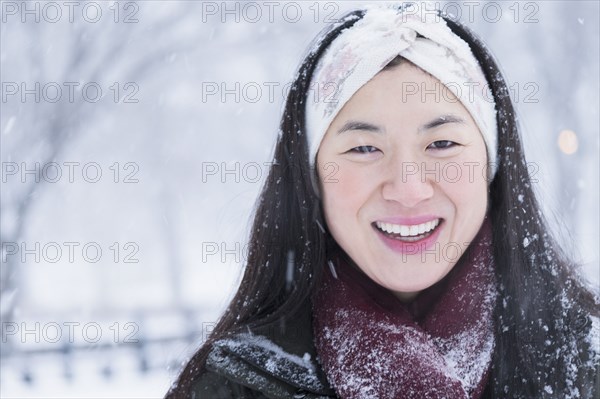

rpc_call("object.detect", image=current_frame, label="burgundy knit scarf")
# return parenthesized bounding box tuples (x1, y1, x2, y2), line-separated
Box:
(313, 218, 498, 399)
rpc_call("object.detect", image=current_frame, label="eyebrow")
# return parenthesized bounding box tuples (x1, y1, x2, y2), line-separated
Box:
(418, 114, 466, 132)
(336, 114, 466, 135)
(337, 121, 383, 135)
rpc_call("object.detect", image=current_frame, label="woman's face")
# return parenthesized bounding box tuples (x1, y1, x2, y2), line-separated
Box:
(317, 62, 489, 302)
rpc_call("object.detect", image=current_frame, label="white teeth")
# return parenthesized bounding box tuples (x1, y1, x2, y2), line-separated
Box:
(424, 221, 432, 232)
(375, 219, 440, 237)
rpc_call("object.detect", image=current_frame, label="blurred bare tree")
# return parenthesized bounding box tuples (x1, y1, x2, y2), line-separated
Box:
(0, 0, 199, 339)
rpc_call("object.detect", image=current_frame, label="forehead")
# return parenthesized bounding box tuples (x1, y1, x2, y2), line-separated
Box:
(329, 62, 475, 131)
(349, 62, 460, 105)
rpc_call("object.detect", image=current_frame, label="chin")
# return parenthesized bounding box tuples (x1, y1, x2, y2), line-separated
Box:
(385, 268, 451, 292)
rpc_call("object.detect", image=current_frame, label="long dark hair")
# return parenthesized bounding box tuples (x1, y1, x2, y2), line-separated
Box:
(167, 7, 599, 398)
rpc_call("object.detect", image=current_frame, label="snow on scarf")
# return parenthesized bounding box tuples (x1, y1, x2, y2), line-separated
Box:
(313, 218, 498, 398)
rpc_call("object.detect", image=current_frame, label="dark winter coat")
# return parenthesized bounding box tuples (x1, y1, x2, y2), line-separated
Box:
(191, 301, 335, 398)
(191, 301, 494, 398)
(193, 306, 337, 399)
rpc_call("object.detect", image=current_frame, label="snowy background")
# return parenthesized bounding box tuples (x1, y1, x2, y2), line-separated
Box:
(1, 1, 598, 397)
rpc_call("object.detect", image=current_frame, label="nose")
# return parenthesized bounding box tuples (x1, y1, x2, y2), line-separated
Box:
(381, 158, 435, 207)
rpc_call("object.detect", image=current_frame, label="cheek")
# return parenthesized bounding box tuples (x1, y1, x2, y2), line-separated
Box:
(321, 164, 374, 229)
(438, 155, 488, 219)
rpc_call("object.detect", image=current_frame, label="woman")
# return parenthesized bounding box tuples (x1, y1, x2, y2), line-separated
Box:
(167, 4, 599, 398)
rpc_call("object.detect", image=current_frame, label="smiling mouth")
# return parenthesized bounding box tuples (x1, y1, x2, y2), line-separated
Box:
(373, 219, 443, 243)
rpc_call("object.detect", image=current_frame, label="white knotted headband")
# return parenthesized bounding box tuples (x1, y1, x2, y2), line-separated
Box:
(305, 5, 498, 192)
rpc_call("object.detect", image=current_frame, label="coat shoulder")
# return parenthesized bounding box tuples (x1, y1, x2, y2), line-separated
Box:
(192, 301, 336, 398)
(196, 333, 335, 398)
(191, 368, 263, 398)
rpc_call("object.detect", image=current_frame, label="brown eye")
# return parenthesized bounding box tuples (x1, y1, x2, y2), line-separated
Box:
(428, 140, 457, 150)
(349, 145, 379, 154)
